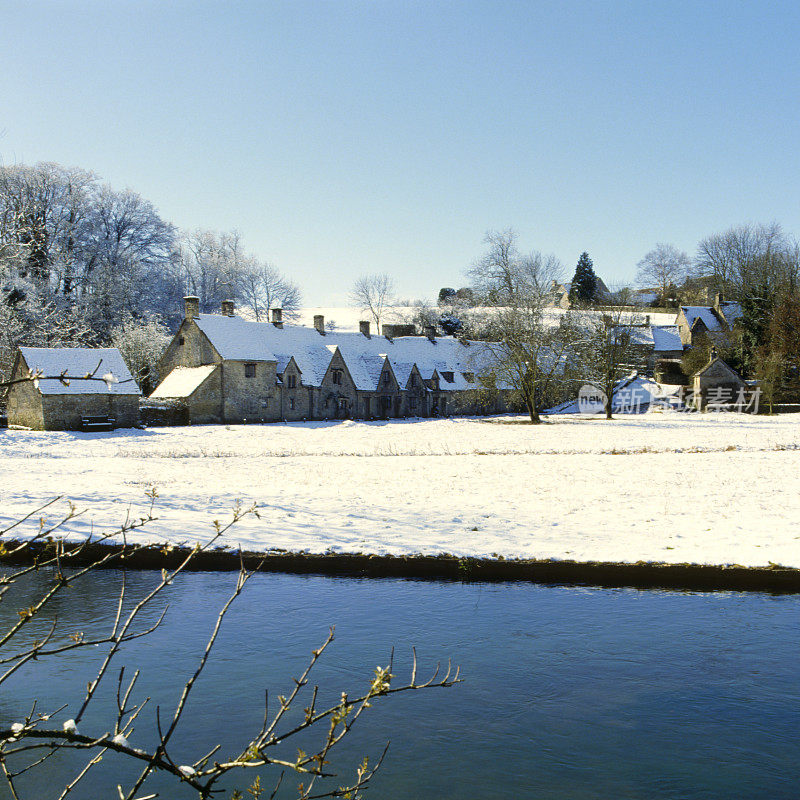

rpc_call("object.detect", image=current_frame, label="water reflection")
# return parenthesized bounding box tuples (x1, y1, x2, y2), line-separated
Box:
(2, 571, 799, 799)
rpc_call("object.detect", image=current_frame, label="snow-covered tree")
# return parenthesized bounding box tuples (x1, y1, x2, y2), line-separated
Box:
(110, 315, 171, 394)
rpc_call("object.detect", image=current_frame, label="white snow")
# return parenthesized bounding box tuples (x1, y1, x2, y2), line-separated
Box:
(18, 347, 139, 396)
(150, 365, 218, 399)
(2, 414, 800, 568)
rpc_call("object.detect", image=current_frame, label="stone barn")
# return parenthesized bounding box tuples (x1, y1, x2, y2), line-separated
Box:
(6, 347, 141, 430)
(691, 355, 750, 411)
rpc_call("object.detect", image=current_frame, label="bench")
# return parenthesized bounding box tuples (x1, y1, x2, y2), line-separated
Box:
(79, 415, 116, 432)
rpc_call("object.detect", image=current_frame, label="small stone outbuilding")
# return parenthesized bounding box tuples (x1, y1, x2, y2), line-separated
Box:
(6, 347, 141, 430)
(692, 355, 750, 411)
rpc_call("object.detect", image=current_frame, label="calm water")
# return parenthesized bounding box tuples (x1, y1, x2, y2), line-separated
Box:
(2, 570, 799, 799)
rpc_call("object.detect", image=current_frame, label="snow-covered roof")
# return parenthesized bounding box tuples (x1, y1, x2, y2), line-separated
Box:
(719, 301, 743, 325)
(150, 365, 217, 398)
(193, 315, 277, 362)
(190, 313, 491, 391)
(681, 306, 723, 332)
(651, 325, 682, 352)
(18, 347, 139, 395)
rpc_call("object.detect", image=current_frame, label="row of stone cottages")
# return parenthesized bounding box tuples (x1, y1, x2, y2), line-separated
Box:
(5, 294, 743, 430)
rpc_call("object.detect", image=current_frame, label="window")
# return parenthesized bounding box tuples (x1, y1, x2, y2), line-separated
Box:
(289, 398, 296, 410)
(244, 363, 256, 378)
(410, 397, 417, 409)
(339, 398, 347, 409)
(383, 372, 391, 385)
(287, 374, 297, 389)
(178, 336, 185, 346)
(332, 369, 343, 385)
(441, 371, 454, 383)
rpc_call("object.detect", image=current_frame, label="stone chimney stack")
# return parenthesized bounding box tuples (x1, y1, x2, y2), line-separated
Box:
(221, 299, 235, 316)
(359, 320, 371, 338)
(184, 296, 200, 319)
(314, 314, 325, 335)
(425, 325, 437, 342)
(714, 291, 724, 309)
(271, 308, 283, 329)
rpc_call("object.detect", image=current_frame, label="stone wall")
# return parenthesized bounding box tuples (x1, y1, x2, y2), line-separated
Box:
(157, 319, 220, 382)
(6, 366, 44, 429)
(220, 360, 279, 423)
(40, 393, 140, 430)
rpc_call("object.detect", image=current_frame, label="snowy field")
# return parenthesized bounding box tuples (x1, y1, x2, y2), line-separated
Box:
(2, 413, 800, 568)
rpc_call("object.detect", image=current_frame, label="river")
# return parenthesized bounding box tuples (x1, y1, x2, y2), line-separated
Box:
(2, 570, 799, 799)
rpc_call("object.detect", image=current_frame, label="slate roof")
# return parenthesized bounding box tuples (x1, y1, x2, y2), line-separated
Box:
(18, 347, 139, 395)
(150, 365, 217, 398)
(651, 325, 683, 352)
(191, 314, 491, 391)
(681, 306, 723, 332)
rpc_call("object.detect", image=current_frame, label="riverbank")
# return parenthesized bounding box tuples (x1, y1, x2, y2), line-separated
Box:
(5, 539, 800, 593)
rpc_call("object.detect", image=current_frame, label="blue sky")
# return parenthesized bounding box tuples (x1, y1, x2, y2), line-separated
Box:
(2, 1, 798, 305)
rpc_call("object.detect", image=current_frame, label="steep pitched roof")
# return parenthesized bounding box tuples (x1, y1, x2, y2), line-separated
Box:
(150, 365, 217, 398)
(651, 325, 682, 351)
(719, 301, 743, 326)
(190, 313, 492, 391)
(681, 306, 723, 332)
(18, 347, 139, 396)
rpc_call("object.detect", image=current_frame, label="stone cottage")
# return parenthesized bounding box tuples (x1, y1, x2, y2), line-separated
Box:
(151, 297, 509, 424)
(6, 347, 140, 430)
(691, 354, 751, 410)
(676, 293, 743, 347)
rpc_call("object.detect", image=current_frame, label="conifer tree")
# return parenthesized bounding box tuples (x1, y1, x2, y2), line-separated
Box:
(569, 252, 598, 305)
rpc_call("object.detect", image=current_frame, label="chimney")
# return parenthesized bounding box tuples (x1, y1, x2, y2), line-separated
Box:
(221, 299, 235, 316)
(714, 291, 724, 309)
(184, 296, 200, 319)
(359, 320, 371, 338)
(314, 314, 325, 335)
(425, 325, 437, 342)
(271, 308, 283, 329)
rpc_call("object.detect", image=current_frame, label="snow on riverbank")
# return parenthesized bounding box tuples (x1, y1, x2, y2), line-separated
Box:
(2, 414, 800, 568)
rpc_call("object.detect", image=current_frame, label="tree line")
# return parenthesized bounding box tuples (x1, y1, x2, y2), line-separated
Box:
(0, 162, 301, 390)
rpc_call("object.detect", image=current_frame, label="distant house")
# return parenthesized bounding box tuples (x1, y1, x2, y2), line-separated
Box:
(676, 293, 743, 347)
(548, 277, 612, 308)
(6, 347, 140, 430)
(150, 298, 510, 424)
(692, 354, 750, 410)
(617, 322, 684, 374)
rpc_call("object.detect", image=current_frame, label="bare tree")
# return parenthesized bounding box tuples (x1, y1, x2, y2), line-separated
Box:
(573, 307, 646, 420)
(636, 244, 690, 303)
(467, 232, 575, 422)
(350, 273, 395, 333)
(110, 314, 172, 394)
(0, 497, 459, 799)
(238, 260, 302, 321)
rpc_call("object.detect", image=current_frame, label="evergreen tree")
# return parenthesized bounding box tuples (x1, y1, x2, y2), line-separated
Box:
(569, 252, 598, 305)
